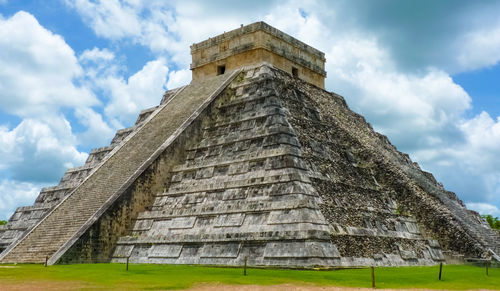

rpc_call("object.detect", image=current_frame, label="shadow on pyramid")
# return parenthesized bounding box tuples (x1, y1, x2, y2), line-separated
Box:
(0, 22, 498, 267)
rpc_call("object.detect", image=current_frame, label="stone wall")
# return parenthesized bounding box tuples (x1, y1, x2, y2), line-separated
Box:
(2, 64, 497, 266)
(272, 67, 499, 261)
(107, 65, 457, 267)
(0, 88, 179, 256)
(190, 22, 326, 88)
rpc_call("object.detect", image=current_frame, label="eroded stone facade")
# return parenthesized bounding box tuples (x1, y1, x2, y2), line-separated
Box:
(1, 23, 498, 267)
(191, 22, 326, 88)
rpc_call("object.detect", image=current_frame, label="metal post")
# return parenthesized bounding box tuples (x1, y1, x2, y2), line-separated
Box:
(126, 257, 129, 271)
(244, 256, 247, 276)
(486, 260, 489, 276)
(371, 266, 375, 288)
(44, 256, 48, 267)
(438, 262, 443, 280)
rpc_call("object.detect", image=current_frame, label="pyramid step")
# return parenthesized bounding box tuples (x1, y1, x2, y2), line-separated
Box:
(216, 90, 277, 110)
(135, 106, 160, 126)
(0, 71, 241, 264)
(192, 125, 297, 151)
(175, 146, 302, 173)
(165, 168, 312, 195)
(204, 108, 285, 130)
(119, 229, 332, 244)
(138, 199, 322, 220)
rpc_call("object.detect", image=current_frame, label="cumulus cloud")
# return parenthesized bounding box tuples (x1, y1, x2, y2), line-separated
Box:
(261, 2, 500, 212)
(1, 0, 498, 222)
(0, 11, 104, 219)
(0, 11, 98, 117)
(79, 47, 115, 63)
(103, 58, 168, 127)
(74, 107, 115, 146)
(166, 69, 191, 89)
(459, 112, 500, 171)
(325, 37, 471, 149)
(80, 51, 169, 128)
(0, 118, 88, 182)
(0, 180, 46, 221)
(66, 0, 178, 53)
(467, 203, 500, 217)
(0, 11, 94, 182)
(66, 0, 143, 40)
(66, 0, 259, 67)
(457, 23, 500, 71)
(321, 0, 500, 73)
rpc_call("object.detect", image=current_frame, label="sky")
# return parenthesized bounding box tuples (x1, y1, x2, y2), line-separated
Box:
(0, 0, 499, 220)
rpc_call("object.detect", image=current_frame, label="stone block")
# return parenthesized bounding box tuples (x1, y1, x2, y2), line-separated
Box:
(405, 221, 420, 234)
(196, 167, 215, 179)
(263, 241, 340, 258)
(222, 188, 247, 200)
(267, 208, 326, 225)
(199, 243, 241, 258)
(113, 245, 134, 258)
(133, 219, 153, 231)
(214, 213, 245, 227)
(426, 245, 445, 261)
(148, 244, 183, 258)
(170, 217, 197, 229)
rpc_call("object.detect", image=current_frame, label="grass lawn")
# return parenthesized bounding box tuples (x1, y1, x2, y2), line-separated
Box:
(0, 263, 499, 290)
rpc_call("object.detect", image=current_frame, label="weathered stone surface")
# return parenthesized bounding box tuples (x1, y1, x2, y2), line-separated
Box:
(0, 71, 239, 263)
(1, 22, 498, 267)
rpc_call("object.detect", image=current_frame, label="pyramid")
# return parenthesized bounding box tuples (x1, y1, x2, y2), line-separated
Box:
(0, 22, 498, 267)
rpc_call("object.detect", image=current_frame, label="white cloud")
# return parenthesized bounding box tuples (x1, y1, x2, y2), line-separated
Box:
(466, 203, 500, 217)
(0, 180, 46, 221)
(326, 37, 471, 144)
(79, 47, 115, 63)
(66, 0, 249, 67)
(77, 47, 170, 129)
(0, 11, 96, 185)
(1, 0, 498, 221)
(261, 2, 500, 210)
(74, 108, 115, 146)
(457, 22, 500, 71)
(92, 58, 169, 127)
(460, 112, 500, 158)
(0, 11, 98, 117)
(0, 118, 88, 182)
(0, 11, 108, 223)
(66, 0, 177, 53)
(166, 69, 191, 89)
(67, 0, 143, 40)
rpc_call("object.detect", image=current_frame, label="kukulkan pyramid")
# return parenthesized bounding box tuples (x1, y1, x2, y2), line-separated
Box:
(0, 22, 498, 267)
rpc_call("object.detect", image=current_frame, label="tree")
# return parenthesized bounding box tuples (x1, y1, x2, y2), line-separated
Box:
(0, 220, 7, 225)
(482, 215, 500, 231)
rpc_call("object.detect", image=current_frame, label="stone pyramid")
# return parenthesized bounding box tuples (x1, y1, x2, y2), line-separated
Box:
(0, 22, 498, 267)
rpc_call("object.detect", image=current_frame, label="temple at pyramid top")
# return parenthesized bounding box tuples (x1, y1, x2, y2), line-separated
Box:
(190, 21, 326, 88)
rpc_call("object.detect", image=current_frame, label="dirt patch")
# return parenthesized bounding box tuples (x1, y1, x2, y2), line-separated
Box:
(0, 266, 19, 268)
(185, 283, 439, 291)
(0, 280, 87, 291)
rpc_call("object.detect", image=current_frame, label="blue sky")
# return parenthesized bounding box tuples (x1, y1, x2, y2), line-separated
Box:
(0, 0, 499, 220)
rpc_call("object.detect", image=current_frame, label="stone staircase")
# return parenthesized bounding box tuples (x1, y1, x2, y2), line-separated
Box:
(110, 65, 444, 267)
(273, 65, 500, 263)
(0, 93, 170, 254)
(0, 64, 496, 267)
(112, 66, 339, 267)
(0, 71, 239, 264)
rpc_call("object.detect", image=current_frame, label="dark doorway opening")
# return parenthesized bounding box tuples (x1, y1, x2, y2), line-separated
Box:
(292, 67, 299, 78)
(217, 65, 226, 75)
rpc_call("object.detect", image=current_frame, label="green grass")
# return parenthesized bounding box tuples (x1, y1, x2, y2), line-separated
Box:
(0, 263, 499, 290)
